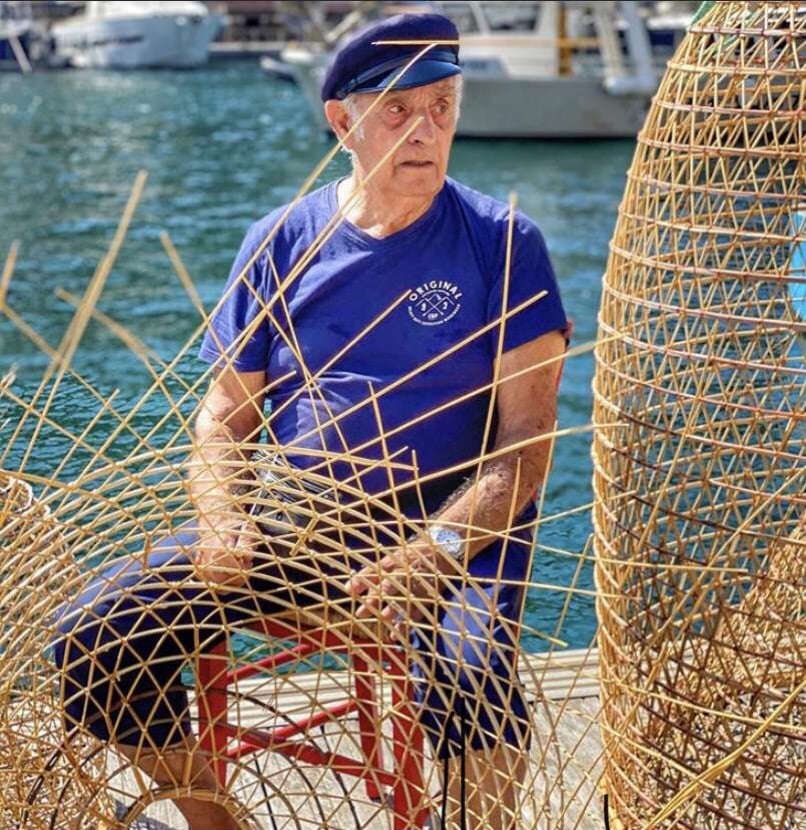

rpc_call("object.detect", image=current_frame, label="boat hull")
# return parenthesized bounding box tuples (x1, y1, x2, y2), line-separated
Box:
(53, 12, 221, 69)
(458, 74, 650, 139)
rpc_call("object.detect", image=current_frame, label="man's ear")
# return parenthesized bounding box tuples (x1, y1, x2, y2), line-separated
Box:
(324, 100, 353, 144)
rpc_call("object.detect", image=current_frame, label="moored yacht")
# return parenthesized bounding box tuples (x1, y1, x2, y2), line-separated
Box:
(51, 1, 223, 69)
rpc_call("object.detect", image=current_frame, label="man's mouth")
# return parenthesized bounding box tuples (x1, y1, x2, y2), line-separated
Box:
(399, 160, 434, 168)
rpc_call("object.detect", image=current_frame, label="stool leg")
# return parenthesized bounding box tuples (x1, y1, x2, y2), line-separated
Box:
(197, 640, 229, 787)
(353, 654, 384, 802)
(388, 649, 429, 830)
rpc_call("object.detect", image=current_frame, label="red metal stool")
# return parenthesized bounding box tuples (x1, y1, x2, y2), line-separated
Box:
(196, 614, 430, 829)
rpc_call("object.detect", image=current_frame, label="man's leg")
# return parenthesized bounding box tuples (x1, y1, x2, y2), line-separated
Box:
(52, 529, 287, 830)
(446, 743, 527, 830)
(116, 738, 242, 830)
(412, 537, 532, 830)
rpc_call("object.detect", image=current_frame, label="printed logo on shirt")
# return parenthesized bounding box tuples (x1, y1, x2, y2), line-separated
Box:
(407, 280, 463, 326)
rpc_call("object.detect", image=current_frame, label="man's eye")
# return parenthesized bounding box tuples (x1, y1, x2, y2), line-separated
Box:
(388, 105, 405, 115)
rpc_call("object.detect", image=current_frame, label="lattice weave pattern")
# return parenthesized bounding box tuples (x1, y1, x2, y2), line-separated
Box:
(592, 3, 804, 829)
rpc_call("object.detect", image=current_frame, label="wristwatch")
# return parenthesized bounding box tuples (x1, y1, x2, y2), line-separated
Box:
(427, 524, 465, 561)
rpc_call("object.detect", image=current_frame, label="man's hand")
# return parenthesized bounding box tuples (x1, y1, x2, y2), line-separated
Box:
(345, 538, 460, 631)
(194, 511, 255, 588)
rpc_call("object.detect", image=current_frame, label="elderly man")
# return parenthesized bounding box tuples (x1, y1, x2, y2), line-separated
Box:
(54, 13, 567, 830)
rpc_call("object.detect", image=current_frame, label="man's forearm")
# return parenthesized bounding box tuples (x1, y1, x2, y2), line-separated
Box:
(186, 419, 252, 527)
(427, 331, 565, 562)
(432, 440, 549, 560)
(187, 371, 267, 528)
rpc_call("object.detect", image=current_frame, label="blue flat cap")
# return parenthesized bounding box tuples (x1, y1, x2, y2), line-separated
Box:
(321, 13, 461, 102)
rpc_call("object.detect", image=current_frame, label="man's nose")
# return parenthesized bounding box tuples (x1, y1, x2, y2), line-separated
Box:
(409, 111, 437, 144)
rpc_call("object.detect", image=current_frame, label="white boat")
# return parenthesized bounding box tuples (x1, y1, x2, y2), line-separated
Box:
(284, 1, 681, 139)
(51, 1, 223, 69)
(0, 0, 52, 72)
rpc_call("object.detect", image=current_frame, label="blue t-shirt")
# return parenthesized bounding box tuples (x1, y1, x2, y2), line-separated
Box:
(199, 177, 567, 513)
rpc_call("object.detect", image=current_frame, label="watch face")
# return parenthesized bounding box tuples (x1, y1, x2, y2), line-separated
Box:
(432, 526, 463, 558)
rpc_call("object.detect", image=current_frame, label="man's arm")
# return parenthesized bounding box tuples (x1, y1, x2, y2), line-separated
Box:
(187, 366, 267, 586)
(429, 328, 566, 556)
(348, 328, 566, 622)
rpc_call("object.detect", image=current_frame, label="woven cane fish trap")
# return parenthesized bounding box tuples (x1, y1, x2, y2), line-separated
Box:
(0, 314, 596, 830)
(592, 3, 805, 829)
(0, 140, 600, 828)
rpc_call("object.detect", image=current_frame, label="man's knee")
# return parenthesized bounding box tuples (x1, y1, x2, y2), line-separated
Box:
(51, 598, 116, 741)
(52, 591, 109, 675)
(50, 545, 197, 741)
(52, 561, 138, 679)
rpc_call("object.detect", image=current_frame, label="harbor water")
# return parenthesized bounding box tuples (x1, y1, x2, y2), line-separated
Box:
(0, 63, 634, 651)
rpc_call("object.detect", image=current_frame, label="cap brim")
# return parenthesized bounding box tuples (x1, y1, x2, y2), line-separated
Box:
(353, 59, 461, 95)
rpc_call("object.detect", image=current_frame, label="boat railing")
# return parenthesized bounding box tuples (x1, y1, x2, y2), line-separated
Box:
(461, 30, 660, 93)
(595, 1, 657, 95)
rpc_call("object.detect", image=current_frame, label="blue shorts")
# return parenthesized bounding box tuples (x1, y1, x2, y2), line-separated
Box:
(53, 527, 532, 760)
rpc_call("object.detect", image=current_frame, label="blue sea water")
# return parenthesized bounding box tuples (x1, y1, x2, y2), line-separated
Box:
(0, 63, 634, 651)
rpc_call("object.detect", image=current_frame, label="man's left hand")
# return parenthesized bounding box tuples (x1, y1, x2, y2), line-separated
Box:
(345, 539, 459, 630)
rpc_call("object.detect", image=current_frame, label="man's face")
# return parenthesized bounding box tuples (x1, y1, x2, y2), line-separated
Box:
(339, 78, 459, 200)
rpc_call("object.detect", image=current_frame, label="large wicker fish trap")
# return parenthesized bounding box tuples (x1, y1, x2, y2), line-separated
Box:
(592, 3, 804, 829)
(0, 111, 597, 830)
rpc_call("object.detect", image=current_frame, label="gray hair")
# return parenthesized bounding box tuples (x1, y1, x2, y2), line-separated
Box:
(340, 75, 463, 155)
